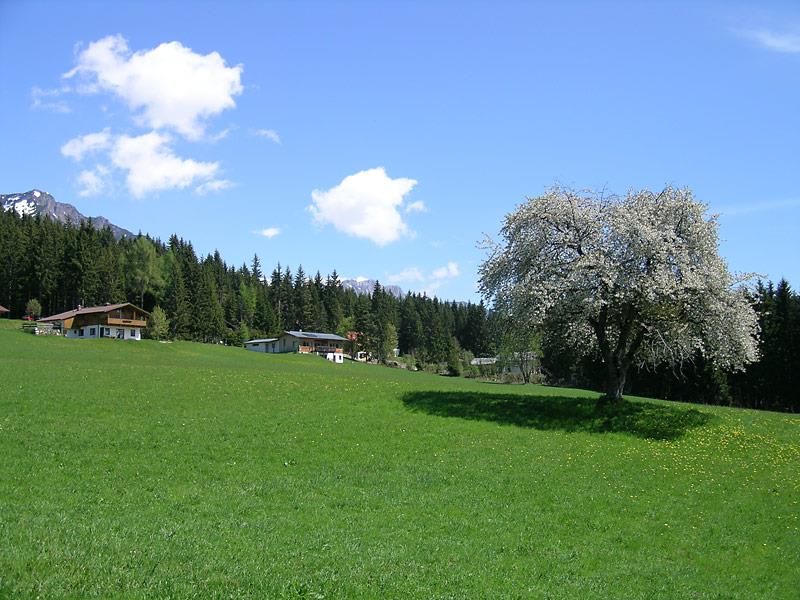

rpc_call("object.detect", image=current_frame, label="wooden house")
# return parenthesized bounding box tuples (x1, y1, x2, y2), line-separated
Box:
(39, 303, 150, 340)
(244, 330, 347, 355)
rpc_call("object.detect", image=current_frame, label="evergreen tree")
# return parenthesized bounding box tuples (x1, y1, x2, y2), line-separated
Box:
(310, 271, 326, 330)
(399, 294, 424, 355)
(324, 270, 344, 332)
(195, 266, 225, 342)
(293, 266, 312, 329)
(279, 266, 293, 330)
(254, 285, 278, 336)
(73, 221, 103, 307)
(163, 254, 192, 339)
(98, 245, 126, 304)
(353, 294, 373, 356)
(250, 253, 263, 285)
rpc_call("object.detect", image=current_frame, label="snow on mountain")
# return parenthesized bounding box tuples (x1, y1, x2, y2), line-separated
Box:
(0, 189, 134, 240)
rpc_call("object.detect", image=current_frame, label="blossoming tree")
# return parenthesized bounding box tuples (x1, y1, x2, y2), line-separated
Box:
(479, 186, 759, 401)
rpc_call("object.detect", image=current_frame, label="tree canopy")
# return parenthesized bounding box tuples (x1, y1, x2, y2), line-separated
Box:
(479, 186, 759, 401)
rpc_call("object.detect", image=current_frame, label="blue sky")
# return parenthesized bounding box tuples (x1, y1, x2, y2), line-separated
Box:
(1, 1, 798, 300)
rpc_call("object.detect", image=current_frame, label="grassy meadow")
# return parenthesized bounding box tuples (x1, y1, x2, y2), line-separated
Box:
(0, 319, 798, 598)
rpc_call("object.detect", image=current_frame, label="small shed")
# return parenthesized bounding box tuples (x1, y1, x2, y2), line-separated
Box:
(244, 338, 279, 353)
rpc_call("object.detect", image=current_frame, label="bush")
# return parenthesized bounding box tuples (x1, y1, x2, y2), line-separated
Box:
(146, 306, 170, 341)
(25, 299, 42, 320)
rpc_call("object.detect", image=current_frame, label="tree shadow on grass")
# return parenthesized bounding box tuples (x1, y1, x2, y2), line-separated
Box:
(402, 390, 712, 441)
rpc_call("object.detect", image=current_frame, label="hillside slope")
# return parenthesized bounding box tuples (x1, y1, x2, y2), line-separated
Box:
(0, 320, 797, 598)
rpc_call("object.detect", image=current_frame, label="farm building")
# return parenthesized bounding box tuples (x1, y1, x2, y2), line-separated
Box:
(243, 338, 279, 352)
(39, 303, 149, 340)
(244, 330, 347, 355)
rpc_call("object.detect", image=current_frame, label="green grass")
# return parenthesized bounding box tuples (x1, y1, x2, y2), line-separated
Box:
(1, 319, 798, 598)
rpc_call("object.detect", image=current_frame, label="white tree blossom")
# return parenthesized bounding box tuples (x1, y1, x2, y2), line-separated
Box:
(479, 186, 759, 400)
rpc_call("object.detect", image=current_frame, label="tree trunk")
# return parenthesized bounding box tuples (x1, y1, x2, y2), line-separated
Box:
(603, 358, 627, 402)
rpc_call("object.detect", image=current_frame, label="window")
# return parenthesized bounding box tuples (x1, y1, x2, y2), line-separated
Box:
(78, 329, 84, 337)
(130, 329, 136, 337)
(89, 328, 96, 336)
(104, 328, 110, 337)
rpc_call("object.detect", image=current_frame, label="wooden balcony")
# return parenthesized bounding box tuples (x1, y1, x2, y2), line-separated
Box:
(299, 345, 343, 354)
(107, 317, 147, 327)
(316, 346, 343, 354)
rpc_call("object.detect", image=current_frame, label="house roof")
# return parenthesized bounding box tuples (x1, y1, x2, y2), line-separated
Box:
(0, 304, 9, 313)
(284, 330, 347, 342)
(39, 302, 150, 322)
(244, 338, 278, 344)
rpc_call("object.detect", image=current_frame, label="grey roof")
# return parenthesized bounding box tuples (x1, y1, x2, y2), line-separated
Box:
(284, 330, 347, 342)
(244, 338, 278, 344)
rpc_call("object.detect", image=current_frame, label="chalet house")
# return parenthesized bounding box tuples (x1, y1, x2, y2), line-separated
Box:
(244, 330, 347, 355)
(39, 303, 149, 340)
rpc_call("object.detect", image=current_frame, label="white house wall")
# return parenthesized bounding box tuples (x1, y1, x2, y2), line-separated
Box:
(244, 340, 281, 353)
(65, 325, 142, 340)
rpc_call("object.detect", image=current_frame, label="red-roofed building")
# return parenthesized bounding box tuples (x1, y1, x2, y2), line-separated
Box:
(39, 303, 149, 340)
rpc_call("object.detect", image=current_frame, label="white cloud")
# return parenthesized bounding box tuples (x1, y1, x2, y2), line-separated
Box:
(76, 165, 111, 197)
(309, 167, 419, 246)
(61, 128, 112, 161)
(60, 129, 225, 197)
(110, 132, 219, 197)
(387, 261, 461, 296)
(388, 267, 425, 284)
(742, 28, 800, 53)
(420, 281, 444, 297)
(255, 227, 281, 238)
(253, 128, 281, 144)
(31, 86, 71, 113)
(405, 200, 427, 214)
(195, 179, 233, 195)
(207, 128, 231, 143)
(64, 35, 243, 139)
(432, 261, 460, 279)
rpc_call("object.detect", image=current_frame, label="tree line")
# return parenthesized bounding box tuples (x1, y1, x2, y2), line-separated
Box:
(0, 209, 493, 369)
(1, 208, 796, 412)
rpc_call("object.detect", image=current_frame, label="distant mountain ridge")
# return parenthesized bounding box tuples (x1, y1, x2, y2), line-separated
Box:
(341, 279, 403, 298)
(2, 191, 402, 297)
(0, 189, 134, 240)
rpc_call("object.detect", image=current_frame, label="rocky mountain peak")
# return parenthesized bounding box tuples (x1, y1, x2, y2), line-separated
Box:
(0, 189, 134, 240)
